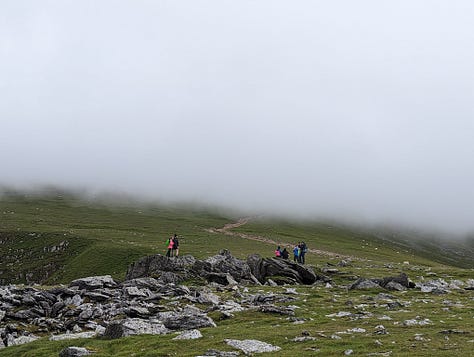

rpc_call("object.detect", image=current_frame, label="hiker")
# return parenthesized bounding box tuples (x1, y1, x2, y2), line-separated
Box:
(172, 233, 179, 257)
(281, 247, 289, 260)
(166, 235, 174, 257)
(299, 241, 307, 264)
(274, 245, 282, 258)
(293, 244, 300, 262)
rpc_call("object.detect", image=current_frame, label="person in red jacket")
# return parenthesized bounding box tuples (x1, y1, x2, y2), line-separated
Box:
(166, 235, 174, 257)
(274, 246, 282, 257)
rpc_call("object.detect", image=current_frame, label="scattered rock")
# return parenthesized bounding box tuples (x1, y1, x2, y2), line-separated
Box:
(103, 318, 168, 339)
(50, 331, 97, 341)
(225, 339, 281, 354)
(374, 325, 388, 335)
(203, 349, 240, 356)
(70, 276, 117, 290)
(59, 346, 93, 357)
(173, 329, 203, 340)
(8, 334, 38, 346)
(403, 318, 432, 326)
(349, 278, 382, 290)
(439, 329, 470, 335)
(292, 336, 316, 342)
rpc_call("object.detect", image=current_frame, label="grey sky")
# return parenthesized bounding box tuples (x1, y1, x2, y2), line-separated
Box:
(1, 1, 474, 233)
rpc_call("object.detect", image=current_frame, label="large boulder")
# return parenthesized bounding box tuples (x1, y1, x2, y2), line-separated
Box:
(349, 273, 414, 290)
(160, 306, 216, 330)
(125, 255, 196, 280)
(70, 276, 118, 290)
(247, 254, 321, 285)
(103, 318, 169, 339)
(192, 250, 258, 284)
(59, 347, 93, 357)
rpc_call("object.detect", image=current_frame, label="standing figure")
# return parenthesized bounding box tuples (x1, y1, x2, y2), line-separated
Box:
(166, 235, 174, 257)
(275, 245, 282, 258)
(172, 234, 179, 257)
(299, 241, 307, 264)
(293, 244, 300, 262)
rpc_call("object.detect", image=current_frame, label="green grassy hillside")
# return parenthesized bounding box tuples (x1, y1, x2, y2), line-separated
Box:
(1, 190, 473, 356)
(1, 190, 472, 285)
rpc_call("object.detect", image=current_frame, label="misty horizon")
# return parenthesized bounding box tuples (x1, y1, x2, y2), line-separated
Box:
(1, 1, 474, 235)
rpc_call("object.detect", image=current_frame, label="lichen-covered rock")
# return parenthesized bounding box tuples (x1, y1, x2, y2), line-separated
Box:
(125, 254, 196, 280)
(103, 318, 168, 339)
(70, 276, 118, 290)
(172, 329, 203, 340)
(225, 339, 281, 354)
(247, 254, 321, 285)
(59, 346, 93, 357)
(160, 307, 216, 330)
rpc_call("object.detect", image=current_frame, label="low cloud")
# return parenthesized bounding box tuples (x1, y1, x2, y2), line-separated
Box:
(1, 1, 473, 235)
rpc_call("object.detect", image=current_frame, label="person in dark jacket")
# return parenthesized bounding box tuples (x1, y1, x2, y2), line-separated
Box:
(281, 247, 289, 260)
(172, 234, 179, 257)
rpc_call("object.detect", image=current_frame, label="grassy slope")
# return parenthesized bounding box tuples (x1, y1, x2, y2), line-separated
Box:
(0, 192, 273, 283)
(1, 192, 473, 356)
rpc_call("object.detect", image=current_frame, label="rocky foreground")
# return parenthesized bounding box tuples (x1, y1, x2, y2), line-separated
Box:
(1, 250, 473, 356)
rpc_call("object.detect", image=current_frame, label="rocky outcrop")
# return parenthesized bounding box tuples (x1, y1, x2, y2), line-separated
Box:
(349, 273, 414, 291)
(1, 250, 328, 349)
(247, 254, 329, 285)
(126, 250, 324, 286)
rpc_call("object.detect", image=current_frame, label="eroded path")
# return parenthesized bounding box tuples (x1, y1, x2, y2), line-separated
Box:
(205, 217, 358, 260)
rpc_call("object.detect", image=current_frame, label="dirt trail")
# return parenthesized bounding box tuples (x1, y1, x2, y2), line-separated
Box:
(205, 217, 357, 260)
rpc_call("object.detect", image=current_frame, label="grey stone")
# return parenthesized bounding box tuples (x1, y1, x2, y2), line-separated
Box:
(59, 346, 93, 357)
(161, 309, 216, 330)
(172, 329, 203, 340)
(203, 349, 240, 356)
(70, 276, 118, 290)
(50, 331, 97, 341)
(224, 339, 281, 354)
(384, 282, 406, 291)
(103, 318, 168, 339)
(8, 334, 39, 346)
(349, 278, 382, 290)
(247, 254, 322, 285)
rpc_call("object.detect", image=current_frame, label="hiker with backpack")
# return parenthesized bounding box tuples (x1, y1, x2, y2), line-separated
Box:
(166, 235, 175, 257)
(172, 234, 179, 257)
(299, 241, 308, 264)
(281, 247, 289, 260)
(293, 243, 300, 262)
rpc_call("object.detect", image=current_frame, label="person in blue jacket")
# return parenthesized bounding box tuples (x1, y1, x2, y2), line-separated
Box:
(293, 243, 300, 262)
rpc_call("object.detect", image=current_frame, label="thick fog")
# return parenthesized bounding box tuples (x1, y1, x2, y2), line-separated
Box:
(1, 1, 473, 234)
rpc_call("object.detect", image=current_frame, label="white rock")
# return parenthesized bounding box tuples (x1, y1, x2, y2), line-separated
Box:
(50, 331, 97, 341)
(326, 311, 352, 318)
(9, 335, 38, 346)
(225, 339, 281, 354)
(173, 329, 203, 340)
(347, 328, 366, 333)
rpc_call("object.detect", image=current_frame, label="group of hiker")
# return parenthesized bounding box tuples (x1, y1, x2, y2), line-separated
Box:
(165, 233, 180, 257)
(275, 241, 308, 264)
(165, 233, 308, 264)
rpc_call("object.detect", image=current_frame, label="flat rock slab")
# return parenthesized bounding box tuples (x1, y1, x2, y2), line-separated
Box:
(225, 339, 281, 355)
(172, 329, 203, 340)
(59, 346, 93, 356)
